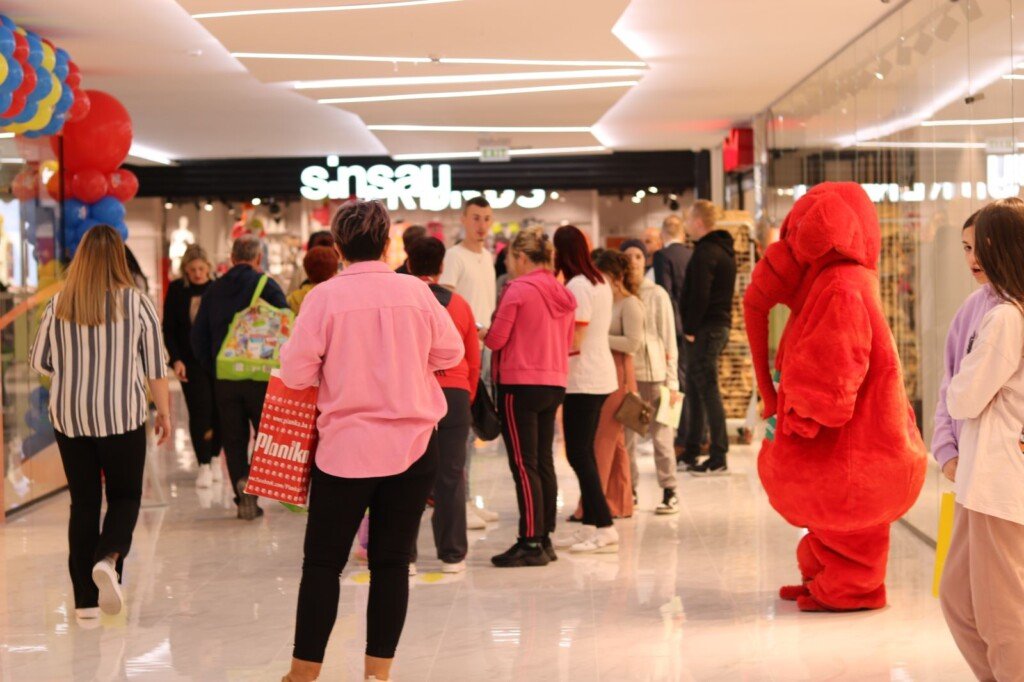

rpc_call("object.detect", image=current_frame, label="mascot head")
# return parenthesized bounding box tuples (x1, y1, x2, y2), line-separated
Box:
(744, 182, 880, 416)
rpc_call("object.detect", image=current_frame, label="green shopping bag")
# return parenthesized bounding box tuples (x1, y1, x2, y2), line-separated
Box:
(765, 370, 781, 441)
(216, 275, 294, 381)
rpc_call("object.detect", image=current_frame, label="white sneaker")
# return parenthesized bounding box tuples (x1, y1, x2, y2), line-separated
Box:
(570, 526, 619, 554)
(472, 504, 499, 523)
(408, 563, 417, 577)
(75, 607, 101, 629)
(195, 464, 213, 489)
(441, 560, 466, 574)
(466, 503, 487, 530)
(210, 456, 223, 482)
(553, 526, 595, 549)
(91, 557, 124, 615)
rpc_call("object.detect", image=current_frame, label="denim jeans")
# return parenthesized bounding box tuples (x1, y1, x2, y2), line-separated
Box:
(684, 327, 730, 462)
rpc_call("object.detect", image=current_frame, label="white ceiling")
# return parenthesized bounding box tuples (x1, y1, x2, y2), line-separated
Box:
(5, 0, 896, 162)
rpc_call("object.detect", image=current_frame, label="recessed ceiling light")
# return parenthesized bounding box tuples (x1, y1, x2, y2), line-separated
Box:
(367, 124, 593, 133)
(204, 202, 214, 212)
(551, 191, 560, 200)
(631, 196, 642, 204)
(636, 189, 646, 199)
(193, 0, 464, 20)
(252, 198, 262, 206)
(648, 186, 658, 194)
(293, 68, 644, 90)
(232, 52, 646, 68)
(319, 80, 638, 104)
(164, 201, 173, 209)
(391, 145, 608, 161)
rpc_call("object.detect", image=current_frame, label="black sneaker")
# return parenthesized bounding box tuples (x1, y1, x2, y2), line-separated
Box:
(632, 489, 638, 507)
(689, 460, 728, 476)
(491, 540, 550, 568)
(655, 488, 680, 515)
(236, 479, 261, 520)
(541, 537, 558, 562)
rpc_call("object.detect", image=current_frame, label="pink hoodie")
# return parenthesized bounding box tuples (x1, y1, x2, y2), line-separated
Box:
(485, 268, 576, 387)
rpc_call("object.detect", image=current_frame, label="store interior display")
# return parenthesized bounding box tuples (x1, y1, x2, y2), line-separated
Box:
(717, 211, 756, 420)
(878, 203, 920, 409)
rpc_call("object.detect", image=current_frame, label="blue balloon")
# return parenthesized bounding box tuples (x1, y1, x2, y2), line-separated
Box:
(115, 221, 129, 242)
(25, 33, 42, 68)
(0, 15, 15, 31)
(0, 90, 11, 113)
(0, 57, 23, 96)
(63, 198, 89, 226)
(89, 197, 126, 225)
(12, 98, 37, 124)
(29, 65, 52, 101)
(0, 27, 14, 57)
(76, 218, 102, 238)
(34, 110, 66, 137)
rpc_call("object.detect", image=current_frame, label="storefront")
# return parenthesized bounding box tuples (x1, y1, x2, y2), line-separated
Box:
(752, 0, 1023, 542)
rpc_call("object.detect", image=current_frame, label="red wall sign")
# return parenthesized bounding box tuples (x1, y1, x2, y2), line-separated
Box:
(723, 128, 754, 173)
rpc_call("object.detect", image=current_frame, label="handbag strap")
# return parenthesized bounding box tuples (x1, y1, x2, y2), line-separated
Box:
(249, 275, 268, 308)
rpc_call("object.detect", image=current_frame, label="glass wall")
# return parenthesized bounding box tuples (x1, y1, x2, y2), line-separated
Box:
(760, 0, 1022, 541)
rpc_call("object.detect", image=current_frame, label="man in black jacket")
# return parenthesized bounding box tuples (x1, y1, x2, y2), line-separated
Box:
(680, 201, 737, 475)
(192, 235, 288, 519)
(653, 214, 694, 446)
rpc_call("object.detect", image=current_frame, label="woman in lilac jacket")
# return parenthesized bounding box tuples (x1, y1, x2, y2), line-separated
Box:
(933, 210, 1000, 482)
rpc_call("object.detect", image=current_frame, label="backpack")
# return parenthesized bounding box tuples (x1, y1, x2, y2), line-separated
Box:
(216, 275, 294, 381)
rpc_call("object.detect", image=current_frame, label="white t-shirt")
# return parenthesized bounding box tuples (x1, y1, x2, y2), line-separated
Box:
(439, 243, 496, 325)
(948, 303, 1024, 526)
(566, 274, 618, 395)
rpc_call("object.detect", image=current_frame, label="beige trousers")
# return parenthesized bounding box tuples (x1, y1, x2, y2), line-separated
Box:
(940, 503, 1024, 682)
(625, 381, 678, 491)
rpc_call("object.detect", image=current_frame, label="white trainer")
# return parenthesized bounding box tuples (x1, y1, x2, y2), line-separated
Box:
(75, 607, 101, 629)
(441, 560, 467, 574)
(408, 563, 417, 577)
(195, 464, 213, 489)
(570, 526, 619, 554)
(472, 503, 499, 523)
(91, 557, 124, 615)
(553, 526, 595, 549)
(466, 503, 487, 530)
(210, 456, 223, 482)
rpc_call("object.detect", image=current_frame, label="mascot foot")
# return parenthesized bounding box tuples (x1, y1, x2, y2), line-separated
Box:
(779, 584, 811, 601)
(796, 595, 835, 612)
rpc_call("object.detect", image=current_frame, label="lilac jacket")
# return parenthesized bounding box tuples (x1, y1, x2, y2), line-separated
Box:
(933, 285, 1001, 467)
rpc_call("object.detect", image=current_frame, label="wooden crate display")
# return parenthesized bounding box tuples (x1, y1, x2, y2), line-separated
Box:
(716, 212, 757, 419)
(877, 203, 920, 402)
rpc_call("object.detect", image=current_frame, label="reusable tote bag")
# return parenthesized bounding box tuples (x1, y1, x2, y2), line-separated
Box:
(216, 275, 294, 381)
(244, 371, 318, 509)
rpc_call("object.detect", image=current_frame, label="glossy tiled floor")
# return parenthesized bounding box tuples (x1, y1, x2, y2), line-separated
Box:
(1, 399, 971, 681)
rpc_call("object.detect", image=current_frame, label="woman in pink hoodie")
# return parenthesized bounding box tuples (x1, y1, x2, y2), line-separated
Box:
(485, 227, 577, 568)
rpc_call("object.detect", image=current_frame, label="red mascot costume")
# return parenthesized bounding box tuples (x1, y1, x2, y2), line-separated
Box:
(744, 182, 926, 612)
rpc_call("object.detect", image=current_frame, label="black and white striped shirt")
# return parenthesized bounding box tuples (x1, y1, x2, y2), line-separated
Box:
(30, 288, 168, 438)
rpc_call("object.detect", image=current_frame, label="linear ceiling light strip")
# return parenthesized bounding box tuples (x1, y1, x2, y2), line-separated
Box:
(193, 0, 463, 19)
(232, 52, 645, 68)
(319, 81, 639, 104)
(392, 145, 608, 161)
(367, 125, 593, 133)
(293, 68, 644, 90)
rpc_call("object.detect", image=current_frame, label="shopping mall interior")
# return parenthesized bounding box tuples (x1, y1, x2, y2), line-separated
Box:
(3, 0, 1022, 680)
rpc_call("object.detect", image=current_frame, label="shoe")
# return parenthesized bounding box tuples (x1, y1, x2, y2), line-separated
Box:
(236, 479, 261, 520)
(689, 460, 728, 476)
(655, 488, 680, 515)
(566, 514, 582, 523)
(570, 526, 619, 554)
(282, 657, 322, 682)
(196, 464, 213, 489)
(632, 489, 638, 507)
(541, 536, 557, 562)
(553, 527, 595, 549)
(211, 456, 223, 482)
(491, 540, 550, 567)
(466, 502, 487, 530)
(75, 607, 101, 628)
(408, 564, 418, 577)
(441, 560, 467, 574)
(91, 557, 124, 615)
(474, 504, 499, 523)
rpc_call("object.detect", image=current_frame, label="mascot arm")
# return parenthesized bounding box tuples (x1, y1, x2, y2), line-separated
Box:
(783, 284, 871, 436)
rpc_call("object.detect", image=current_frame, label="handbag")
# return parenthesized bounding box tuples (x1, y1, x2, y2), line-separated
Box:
(613, 302, 655, 434)
(216, 275, 294, 381)
(471, 377, 502, 441)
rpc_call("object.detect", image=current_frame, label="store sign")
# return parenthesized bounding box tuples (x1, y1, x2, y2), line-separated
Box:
(299, 157, 545, 210)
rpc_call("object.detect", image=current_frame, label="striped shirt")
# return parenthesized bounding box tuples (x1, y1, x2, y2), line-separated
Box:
(30, 288, 168, 438)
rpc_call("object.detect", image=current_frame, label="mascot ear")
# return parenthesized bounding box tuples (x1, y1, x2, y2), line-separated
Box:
(789, 186, 870, 264)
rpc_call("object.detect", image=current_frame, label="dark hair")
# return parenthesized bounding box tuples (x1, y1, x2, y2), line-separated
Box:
(303, 246, 339, 284)
(308, 230, 334, 250)
(463, 196, 491, 214)
(595, 249, 639, 296)
(402, 224, 428, 247)
(554, 225, 603, 285)
(619, 238, 648, 259)
(974, 197, 1024, 306)
(332, 200, 391, 263)
(406, 236, 446, 277)
(963, 210, 980, 230)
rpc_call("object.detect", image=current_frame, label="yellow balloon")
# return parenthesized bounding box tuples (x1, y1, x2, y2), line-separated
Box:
(20, 102, 54, 133)
(41, 43, 55, 71)
(40, 73, 60, 108)
(42, 160, 59, 175)
(14, 27, 25, 36)
(0, 54, 8, 86)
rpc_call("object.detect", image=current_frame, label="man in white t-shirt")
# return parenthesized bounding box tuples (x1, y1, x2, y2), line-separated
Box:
(440, 196, 498, 527)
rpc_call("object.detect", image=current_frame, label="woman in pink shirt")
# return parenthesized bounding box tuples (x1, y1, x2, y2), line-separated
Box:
(278, 201, 464, 682)
(485, 227, 576, 568)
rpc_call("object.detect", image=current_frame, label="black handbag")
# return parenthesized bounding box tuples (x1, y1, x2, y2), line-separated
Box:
(471, 378, 502, 441)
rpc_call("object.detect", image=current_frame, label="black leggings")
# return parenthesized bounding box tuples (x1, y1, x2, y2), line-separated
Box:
(293, 434, 439, 663)
(180, 362, 220, 465)
(562, 393, 613, 528)
(55, 426, 147, 609)
(498, 384, 565, 541)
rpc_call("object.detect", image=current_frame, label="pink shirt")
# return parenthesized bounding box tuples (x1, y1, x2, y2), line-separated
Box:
(278, 260, 464, 478)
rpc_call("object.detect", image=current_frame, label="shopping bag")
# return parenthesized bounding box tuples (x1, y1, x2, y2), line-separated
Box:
(216, 275, 295, 381)
(244, 370, 318, 509)
(932, 491, 957, 597)
(655, 385, 684, 428)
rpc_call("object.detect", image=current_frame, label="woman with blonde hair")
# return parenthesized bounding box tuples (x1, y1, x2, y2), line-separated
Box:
(30, 224, 171, 624)
(163, 243, 222, 487)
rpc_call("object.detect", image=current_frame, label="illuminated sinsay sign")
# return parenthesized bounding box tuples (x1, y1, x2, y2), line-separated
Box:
(300, 157, 546, 211)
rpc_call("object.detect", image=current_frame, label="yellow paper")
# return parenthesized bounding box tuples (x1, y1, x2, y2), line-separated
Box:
(656, 386, 684, 428)
(932, 491, 957, 597)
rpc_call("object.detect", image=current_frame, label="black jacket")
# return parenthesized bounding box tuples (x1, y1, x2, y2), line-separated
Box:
(190, 264, 288, 376)
(652, 242, 693, 338)
(162, 278, 211, 366)
(683, 230, 737, 336)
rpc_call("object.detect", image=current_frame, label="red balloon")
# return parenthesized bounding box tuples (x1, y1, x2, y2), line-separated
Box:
(45, 171, 71, 201)
(5, 61, 37, 118)
(66, 70, 81, 89)
(12, 33, 27, 63)
(53, 90, 132, 173)
(71, 169, 109, 204)
(66, 89, 90, 123)
(12, 170, 37, 202)
(2, 90, 27, 119)
(108, 168, 139, 202)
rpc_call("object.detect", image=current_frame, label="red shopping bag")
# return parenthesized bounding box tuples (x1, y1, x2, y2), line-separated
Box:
(244, 370, 318, 508)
